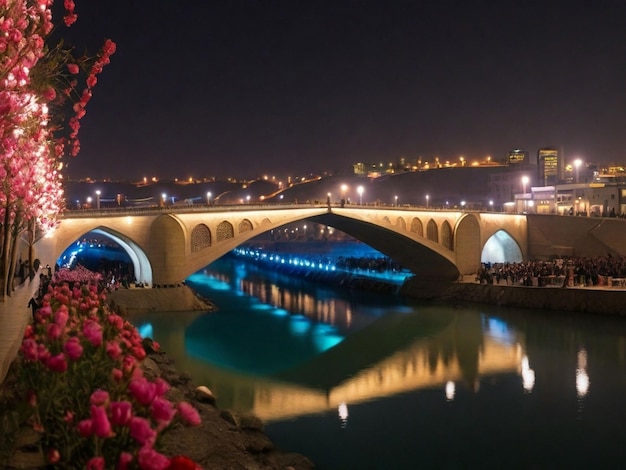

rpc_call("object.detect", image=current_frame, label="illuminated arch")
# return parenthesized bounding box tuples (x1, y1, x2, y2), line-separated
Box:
(410, 217, 424, 237)
(481, 229, 523, 263)
(216, 221, 235, 242)
(239, 219, 253, 233)
(382, 216, 391, 225)
(57, 227, 153, 286)
(395, 217, 406, 230)
(441, 220, 453, 250)
(426, 219, 438, 243)
(191, 224, 211, 253)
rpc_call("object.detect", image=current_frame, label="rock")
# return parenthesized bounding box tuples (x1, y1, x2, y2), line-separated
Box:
(220, 409, 240, 427)
(195, 385, 217, 404)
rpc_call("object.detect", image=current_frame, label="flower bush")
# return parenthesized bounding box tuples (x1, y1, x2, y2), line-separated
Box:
(14, 271, 202, 469)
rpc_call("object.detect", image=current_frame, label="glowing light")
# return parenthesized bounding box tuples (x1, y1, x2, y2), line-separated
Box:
(576, 348, 589, 398)
(445, 381, 455, 401)
(338, 402, 349, 428)
(521, 355, 535, 393)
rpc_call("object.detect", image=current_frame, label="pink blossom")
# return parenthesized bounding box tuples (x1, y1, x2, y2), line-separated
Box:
(111, 367, 123, 382)
(117, 452, 134, 470)
(21, 338, 38, 361)
(178, 402, 201, 426)
(83, 319, 103, 347)
(46, 322, 62, 340)
(90, 389, 109, 406)
(67, 63, 79, 74)
(105, 340, 122, 360)
(129, 416, 156, 446)
(137, 446, 170, 470)
(47, 448, 60, 464)
(53, 306, 69, 329)
(109, 401, 133, 426)
(46, 353, 67, 373)
(77, 419, 93, 437)
(154, 377, 170, 396)
(86, 456, 105, 470)
(90, 405, 112, 438)
(150, 396, 176, 426)
(63, 336, 83, 360)
(128, 377, 156, 406)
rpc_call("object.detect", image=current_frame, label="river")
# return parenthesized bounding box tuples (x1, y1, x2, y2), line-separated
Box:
(128, 255, 626, 469)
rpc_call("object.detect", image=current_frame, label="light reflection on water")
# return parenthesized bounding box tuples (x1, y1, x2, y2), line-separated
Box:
(131, 256, 626, 469)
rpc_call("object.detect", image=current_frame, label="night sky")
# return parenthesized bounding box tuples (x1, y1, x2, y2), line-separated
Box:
(61, 1, 626, 181)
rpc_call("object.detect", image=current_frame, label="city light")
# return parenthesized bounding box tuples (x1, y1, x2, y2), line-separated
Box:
(574, 159, 582, 183)
(206, 192, 212, 205)
(394, 195, 398, 207)
(425, 194, 429, 208)
(95, 190, 101, 210)
(521, 175, 529, 213)
(357, 185, 364, 205)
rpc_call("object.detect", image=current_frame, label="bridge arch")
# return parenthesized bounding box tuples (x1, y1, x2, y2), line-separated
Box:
(191, 224, 212, 252)
(481, 229, 523, 264)
(58, 227, 153, 286)
(441, 220, 453, 250)
(410, 217, 424, 237)
(427, 219, 438, 243)
(216, 221, 235, 242)
(454, 214, 481, 275)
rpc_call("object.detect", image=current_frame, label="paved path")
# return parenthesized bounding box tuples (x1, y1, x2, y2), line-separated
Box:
(0, 276, 39, 384)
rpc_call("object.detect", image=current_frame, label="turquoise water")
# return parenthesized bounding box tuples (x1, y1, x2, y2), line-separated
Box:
(131, 257, 626, 469)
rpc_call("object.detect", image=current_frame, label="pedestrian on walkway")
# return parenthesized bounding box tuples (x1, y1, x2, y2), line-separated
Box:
(28, 297, 39, 321)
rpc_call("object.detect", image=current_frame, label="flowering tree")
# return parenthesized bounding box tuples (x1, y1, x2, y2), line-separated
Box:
(0, 0, 115, 298)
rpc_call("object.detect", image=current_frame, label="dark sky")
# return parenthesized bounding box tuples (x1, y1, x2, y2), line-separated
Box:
(61, 0, 626, 181)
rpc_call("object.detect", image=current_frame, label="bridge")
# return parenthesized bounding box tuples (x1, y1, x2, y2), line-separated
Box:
(33, 204, 626, 287)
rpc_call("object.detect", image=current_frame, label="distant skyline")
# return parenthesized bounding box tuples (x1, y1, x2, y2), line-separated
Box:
(61, 1, 626, 181)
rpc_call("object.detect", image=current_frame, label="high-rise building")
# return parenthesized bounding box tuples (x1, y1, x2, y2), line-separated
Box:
(537, 147, 561, 185)
(507, 148, 529, 165)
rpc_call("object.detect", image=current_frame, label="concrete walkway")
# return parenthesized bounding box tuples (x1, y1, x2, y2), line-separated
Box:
(0, 276, 39, 384)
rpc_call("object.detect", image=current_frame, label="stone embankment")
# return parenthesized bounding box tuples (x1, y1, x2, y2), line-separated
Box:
(107, 284, 216, 315)
(401, 277, 626, 315)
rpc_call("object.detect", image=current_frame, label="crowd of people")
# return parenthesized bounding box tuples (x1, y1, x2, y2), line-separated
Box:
(476, 255, 626, 287)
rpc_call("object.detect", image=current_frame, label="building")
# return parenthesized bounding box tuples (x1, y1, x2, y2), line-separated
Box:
(507, 148, 529, 165)
(537, 147, 562, 186)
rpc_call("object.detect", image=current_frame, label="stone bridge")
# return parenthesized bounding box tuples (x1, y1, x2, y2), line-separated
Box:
(33, 204, 626, 287)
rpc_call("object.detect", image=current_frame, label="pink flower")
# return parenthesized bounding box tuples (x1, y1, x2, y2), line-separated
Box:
(90, 405, 112, 438)
(90, 390, 109, 406)
(54, 306, 69, 329)
(137, 446, 170, 470)
(83, 319, 103, 347)
(111, 367, 123, 382)
(67, 63, 79, 74)
(86, 456, 105, 470)
(105, 340, 122, 360)
(63, 336, 83, 360)
(109, 401, 133, 426)
(154, 377, 170, 396)
(77, 419, 93, 438)
(128, 377, 156, 406)
(117, 452, 134, 470)
(21, 338, 38, 361)
(47, 323, 62, 340)
(150, 397, 176, 426)
(46, 353, 67, 373)
(178, 402, 201, 426)
(129, 416, 156, 446)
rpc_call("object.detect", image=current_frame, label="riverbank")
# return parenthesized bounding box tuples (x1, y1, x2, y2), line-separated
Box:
(107, 284, 217, 315)
(400, 277, 626, 315)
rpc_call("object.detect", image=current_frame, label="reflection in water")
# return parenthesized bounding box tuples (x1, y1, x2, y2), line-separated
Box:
(133, 258, 534, 423)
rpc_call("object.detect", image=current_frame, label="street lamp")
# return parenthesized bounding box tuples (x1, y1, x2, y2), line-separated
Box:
(161, 193, 167, 206)
(426, 194, 429, 208)
(206, 192, 212, 205)
(357, 185, 364, 205)
(574, 159, 582, 183)
(489, 200, 494, 211)
(86, 196, 92, 208)
(95, 190, 101, 210)
(394, 195, 398, 207)
(246, 195, 251, 204)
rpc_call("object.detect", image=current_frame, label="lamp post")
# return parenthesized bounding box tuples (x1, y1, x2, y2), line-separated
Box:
(489, 200, 494, 211)
(246, 195, 251, 204)
(161, 193, 167, 207)
(394, 195, 398, 207)
(206, 192, 212, 205)
(574, 159, 582, 183)
(95, 190, 101, 210)
(426, 194, 429, 208)
(86, 196, 92, 208)
(357, 185, 364, 205)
